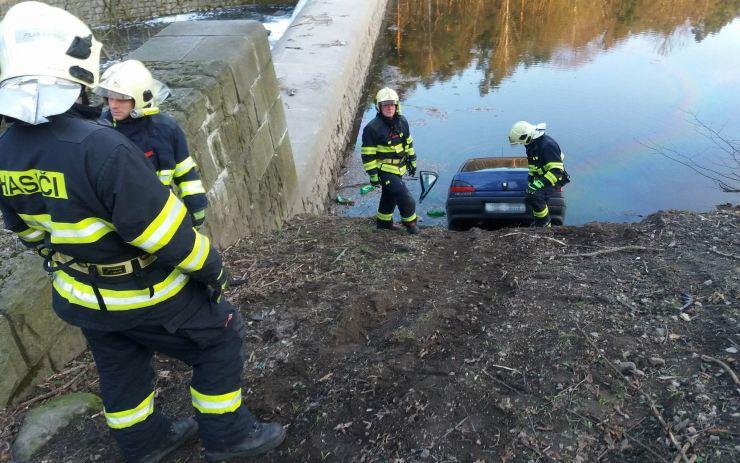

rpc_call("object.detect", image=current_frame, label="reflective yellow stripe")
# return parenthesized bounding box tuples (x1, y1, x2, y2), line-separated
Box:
(544, 171, 558, 186)
(177, 232, 210, 272)
(360, 146, 377, 155)
(192, 209, 205, 221)
(129, 192, 186, 253)
(376, 145, 404, 154)
(178, 180, 206, 198)
(376, 211, 393, 221)
(18, 227, 45, 242)
(190, 387, 242, 414)
(18, 214, 115, 244)
(544, 162, 564, 171)
(52, 268, 189, 311)
(528, 165, 538, 172)
(406, 137, 413, 144)
(401, 213, 417, 222)
(158, 169, 174, 186)
(533, 205, 549, 218)
(174, 157, 197, 177)
(105, 392, 154, 429)
(363, 160, 378, 171)
(406, 147, 415, 156)
(379, 163, 406, 175)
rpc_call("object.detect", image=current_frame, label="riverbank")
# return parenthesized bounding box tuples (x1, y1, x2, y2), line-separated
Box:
(1, 207, 738, 462)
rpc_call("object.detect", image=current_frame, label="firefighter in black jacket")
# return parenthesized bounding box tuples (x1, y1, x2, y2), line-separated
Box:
(508, 121, 570, 227)
(0, 3, 284, 462)
(361, 87, 419, 234)
(94, 60, 208, 229)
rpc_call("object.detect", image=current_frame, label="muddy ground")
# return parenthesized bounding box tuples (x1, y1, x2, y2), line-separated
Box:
(1, 207, 738, 463)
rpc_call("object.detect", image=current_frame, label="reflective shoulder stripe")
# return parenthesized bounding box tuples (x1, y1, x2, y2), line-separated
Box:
(178, 180, 206, 198)
(18, 214, 115, 244)
(174, 157, 197, 177)
(129, 192, 186, 253)
(52, 268, 189, 311)
(190, 387, 242, 414)
(105, 391, 154, 429)
(177, 232, 210, 272)
(18, 227, 45, 242)
(360, 146, 377, 155)
(158, 169, 174, 186)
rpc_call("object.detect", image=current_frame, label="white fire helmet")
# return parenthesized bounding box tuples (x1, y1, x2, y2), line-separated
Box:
(0, 1, 102, 124)
(94, 60, 170, 118)
(508, 121, 547, 146)
(376, 87, 400, 113)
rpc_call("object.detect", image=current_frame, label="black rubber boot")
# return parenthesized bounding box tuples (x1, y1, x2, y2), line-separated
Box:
(404, 220, 420, 235)
(204, 422, 286, 462)
(138, 417, 199, 463)
(376, 219, 400, 230)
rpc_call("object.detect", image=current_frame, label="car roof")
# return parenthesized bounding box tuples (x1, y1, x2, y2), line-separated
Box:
(460, 157, 528, 172)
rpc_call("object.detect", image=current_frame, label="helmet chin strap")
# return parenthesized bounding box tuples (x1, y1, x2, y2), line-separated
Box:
(130, 107, 160, 119)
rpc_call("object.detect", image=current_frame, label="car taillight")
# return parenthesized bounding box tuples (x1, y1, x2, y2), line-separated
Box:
(450, 180, 475, 194)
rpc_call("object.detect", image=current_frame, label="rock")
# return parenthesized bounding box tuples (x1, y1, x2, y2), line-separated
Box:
(649, 357, 666, 367)
(726, 347, 738, 354)
(12, 393, 102, 462)
(709, 435, 720, 443)
(617, 361, 637, 373)
(419, 448, 431, 459)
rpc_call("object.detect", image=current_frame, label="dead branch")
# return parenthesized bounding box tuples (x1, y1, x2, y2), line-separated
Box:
(14, 365, 93, 412)
(561, 245, 657, 258)
(700, 355, 740, 385)
(709, 246, 740, 260)
(502, 232, 567, 246)
(579, 327, 691, 463)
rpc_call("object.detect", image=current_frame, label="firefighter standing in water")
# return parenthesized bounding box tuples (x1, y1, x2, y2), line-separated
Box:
(508, 121, 570, 227)
(0, 2, 284, 462)
(95, 60, 208, 229)
(360, 87, 420, 234)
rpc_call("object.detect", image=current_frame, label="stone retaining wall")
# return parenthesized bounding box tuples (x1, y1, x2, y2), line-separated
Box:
(272, 0, 390, 214)
(0, 0, 296, 26)
(130, 20, 298, 247)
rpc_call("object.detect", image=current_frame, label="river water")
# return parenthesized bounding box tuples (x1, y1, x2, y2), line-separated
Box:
(337, 0, 740, 226)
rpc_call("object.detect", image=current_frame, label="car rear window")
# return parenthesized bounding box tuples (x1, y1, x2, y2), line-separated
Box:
(461, 157, 529, 172)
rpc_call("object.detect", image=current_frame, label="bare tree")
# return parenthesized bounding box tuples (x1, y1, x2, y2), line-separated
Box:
(642, 113, 740, 193)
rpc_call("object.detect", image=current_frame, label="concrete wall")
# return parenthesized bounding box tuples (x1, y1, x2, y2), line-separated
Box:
(130, 20, 298, 248)
(272, 0, 390, 214)
(0, 236, 86, 408)
(0, 0, 296, 26)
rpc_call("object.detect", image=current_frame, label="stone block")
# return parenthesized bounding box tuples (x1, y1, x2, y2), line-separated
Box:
(0, 314, 28, 407)
(155, 19, 263, 37)
(250, 75, 271, 125)
(261, 60, 281, 107)
(246, 126, 273, 182)
(129, 36, 202, 62)
(268, 98, 288, 150)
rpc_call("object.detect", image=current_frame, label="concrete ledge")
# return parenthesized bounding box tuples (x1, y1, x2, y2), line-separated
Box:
(273, 0, 390, 214)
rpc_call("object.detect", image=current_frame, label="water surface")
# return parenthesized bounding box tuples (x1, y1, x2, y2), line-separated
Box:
(337, 0, 740, 225)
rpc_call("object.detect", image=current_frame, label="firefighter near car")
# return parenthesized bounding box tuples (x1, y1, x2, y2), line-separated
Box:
(360, 87, 420, 234)
(94, 60, 209, 229)
(508, 121, 570, 227)
(0, 2, 284, 462)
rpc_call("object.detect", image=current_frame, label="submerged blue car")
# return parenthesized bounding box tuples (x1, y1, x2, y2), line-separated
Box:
(445, 157, 566, 230)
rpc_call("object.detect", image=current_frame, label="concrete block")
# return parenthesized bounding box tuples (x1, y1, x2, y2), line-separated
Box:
(0, 315, 27, 407)
(129, 36, 202, 62)
(155, 19, 263, 37)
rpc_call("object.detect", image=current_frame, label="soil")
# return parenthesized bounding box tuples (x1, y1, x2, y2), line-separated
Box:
(1, 207, 738, 463)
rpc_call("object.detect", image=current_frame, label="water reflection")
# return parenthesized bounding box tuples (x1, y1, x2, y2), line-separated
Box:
(337, 0, 740, 225)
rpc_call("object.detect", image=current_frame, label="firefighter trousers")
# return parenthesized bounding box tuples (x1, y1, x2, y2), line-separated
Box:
(376, 171, 417, 224)
(82, 297, 255, 462)
(526, 185, 556, 227)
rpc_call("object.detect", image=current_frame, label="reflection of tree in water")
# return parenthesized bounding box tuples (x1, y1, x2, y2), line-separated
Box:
(387, 0, 740, 96)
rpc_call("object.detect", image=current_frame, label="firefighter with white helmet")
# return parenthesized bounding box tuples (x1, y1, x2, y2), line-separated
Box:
(508, 121, 570, 227)
(0, 3, 284, 462)
(94, 60, 208, 228)
(360, 87, 419, 234)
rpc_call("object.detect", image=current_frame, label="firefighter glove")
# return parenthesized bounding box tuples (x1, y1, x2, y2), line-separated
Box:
(191, 209, 206, 229)
(406, 160, 417, 177)
(527, 177, 544, 194)
(369, 174, 381, 186)
(209, 268, 230, 303)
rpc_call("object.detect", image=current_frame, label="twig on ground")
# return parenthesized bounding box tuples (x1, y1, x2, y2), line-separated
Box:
(481, 369, 519, 393)
(439, 416, 469, 441)
(488, 364, 521, 374)
(332, 248, 348, 264)
(700, 355, 740, 385)
(562, 246, 658, 258)
(14, 365, 92, 412)
(502, 232, 567, 246)
(709, 246, 740, 260)
(578, 326, 691, 463)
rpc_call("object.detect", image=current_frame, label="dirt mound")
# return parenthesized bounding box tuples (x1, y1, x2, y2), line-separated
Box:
(1, 208, 738, 462)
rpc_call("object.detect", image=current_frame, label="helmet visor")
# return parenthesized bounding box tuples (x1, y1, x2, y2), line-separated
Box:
(0, 76, 81, 125)
(378, 100, 396, 107)
(93, 86, 133, 100)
